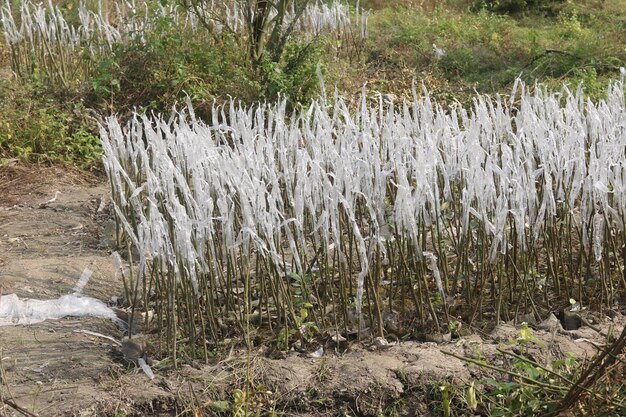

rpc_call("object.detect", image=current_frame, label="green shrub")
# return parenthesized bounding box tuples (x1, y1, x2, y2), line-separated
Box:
(87, 14, 323, 116)
(87, 16, 260, 116)
(0, 81, 101, 168)
(262, 41, 324, 105)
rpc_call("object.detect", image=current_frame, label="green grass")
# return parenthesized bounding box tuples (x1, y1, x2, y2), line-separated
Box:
(362, 0, 626, 103)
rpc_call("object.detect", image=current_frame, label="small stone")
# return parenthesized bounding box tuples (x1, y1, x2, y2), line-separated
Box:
(308, 346, 324, 358)
(538, 313, 563, 331)
(121, 337, 146, 362)
(328, 331, 347, 344)
(372, 337, 390, 349)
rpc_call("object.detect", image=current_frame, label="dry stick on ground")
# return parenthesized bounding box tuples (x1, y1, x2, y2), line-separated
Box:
(441, 350, 568, 393)
(1, 398, 40, 417)
(72, 330, 122, 346)
(520, 49, 578, 73)
(442, 349, 624, 410)
(1, 353, 39, 417)
(544, 325, 626, 417)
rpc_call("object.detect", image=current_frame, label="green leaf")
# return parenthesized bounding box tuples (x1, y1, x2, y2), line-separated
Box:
(518, 322, 533, 341)
(467, 381, 478, 410)
(210, 400, 230, 413)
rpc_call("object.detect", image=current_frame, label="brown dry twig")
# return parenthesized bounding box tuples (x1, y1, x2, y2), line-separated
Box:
(1, 357, 39, 417)
(545, 325, 626, 416)
(1, 342, 38, 417)
(1, 398, 39, 417)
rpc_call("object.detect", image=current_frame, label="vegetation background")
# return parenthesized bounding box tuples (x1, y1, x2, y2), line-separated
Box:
(1, 0, 624, 169)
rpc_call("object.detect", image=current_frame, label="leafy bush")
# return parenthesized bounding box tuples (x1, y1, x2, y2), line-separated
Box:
(87, 13, 326, 115)
(87, 16, 259, 116)
(262, 41, 324, 104)
(0, 81, 101, 168)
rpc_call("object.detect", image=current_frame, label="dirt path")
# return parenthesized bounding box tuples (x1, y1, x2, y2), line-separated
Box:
(0, 165, 623, 417)
(0, 165, 173, 416)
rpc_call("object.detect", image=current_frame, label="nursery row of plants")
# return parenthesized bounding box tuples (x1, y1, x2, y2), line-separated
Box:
(102, 76, 626, 361)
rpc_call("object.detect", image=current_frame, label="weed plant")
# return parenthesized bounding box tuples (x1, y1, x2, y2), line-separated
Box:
(367, 1, 626, 104)
(443, 324, 626, 416)
(0, 0, 191, 89)
(0, 79, 100, 167)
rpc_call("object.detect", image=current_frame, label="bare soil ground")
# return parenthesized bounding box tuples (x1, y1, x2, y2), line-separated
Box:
(0, 165, 624, 417)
